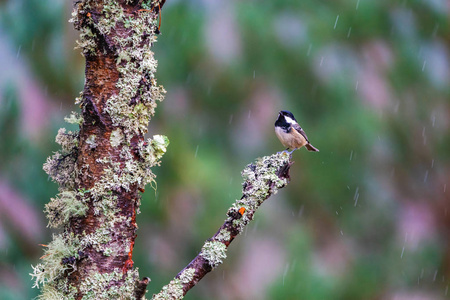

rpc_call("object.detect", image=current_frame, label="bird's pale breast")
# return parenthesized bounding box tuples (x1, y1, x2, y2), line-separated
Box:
(275, 127, 307, 149)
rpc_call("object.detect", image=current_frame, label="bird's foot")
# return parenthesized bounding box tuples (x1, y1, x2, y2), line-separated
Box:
(277, 149, 293, 155)
(288, 148, 297, 155)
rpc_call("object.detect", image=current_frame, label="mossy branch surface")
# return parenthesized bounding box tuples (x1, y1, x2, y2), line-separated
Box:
(152, 152, 293, 299)
(31, 0, 167, 299)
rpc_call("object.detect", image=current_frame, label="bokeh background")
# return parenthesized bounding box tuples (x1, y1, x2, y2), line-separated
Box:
(1, 0, 449, 299)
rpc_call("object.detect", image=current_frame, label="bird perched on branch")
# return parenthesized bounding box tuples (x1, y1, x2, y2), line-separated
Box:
(274, 110, 319, 154)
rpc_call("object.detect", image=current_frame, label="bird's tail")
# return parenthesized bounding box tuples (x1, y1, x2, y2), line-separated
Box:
(305, 143, 319, 152)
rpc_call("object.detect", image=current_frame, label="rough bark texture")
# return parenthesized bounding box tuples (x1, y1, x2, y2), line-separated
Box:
(32, 1, 167, 299)
(152, 153, 293, 299)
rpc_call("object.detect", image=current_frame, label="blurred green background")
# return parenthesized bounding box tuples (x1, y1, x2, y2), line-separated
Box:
(1, 0, 449, 299)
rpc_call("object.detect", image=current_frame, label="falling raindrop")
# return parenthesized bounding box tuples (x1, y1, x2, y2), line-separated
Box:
(432, 23, 439, 37)
(422, 126, 426, 145)
(422, 60, 427, 72)
(401, 246, 405, 258)
(229, 114, 234, 124)
(298, 205, 304, 217)
(247, 110, 252, 119)
(194, 145, 199, 158)
(349, 150, 354, 161)
(319, 56, 324, 67)
(282, 263, 290, 286)
(353, 187, 359, 206)
(433, 270, 438, 281)
(355, 81, 359, 90)
(431, 159, 434, 168)
(356, 0, 360, 10)
(306, 44, 312, 56)
(307, 44, 312, 56)
(16, 45, 21, 59)
(347, 27, 352, 38)
(334, 15, 339, 29)
(253, 70, 256, 79)
(444, 184, 447, 193)
(424, 170, 429, 183)
(432, 114, 436, 127)
(340, 230, 343, 235)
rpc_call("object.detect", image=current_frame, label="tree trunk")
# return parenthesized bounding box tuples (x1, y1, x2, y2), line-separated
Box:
(31, 1, 167, 298)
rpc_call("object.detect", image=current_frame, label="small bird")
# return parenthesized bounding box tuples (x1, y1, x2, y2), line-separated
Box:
(274, 110, 319, 154)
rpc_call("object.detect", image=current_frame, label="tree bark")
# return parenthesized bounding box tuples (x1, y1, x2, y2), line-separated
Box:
(32, 1, 167, 299)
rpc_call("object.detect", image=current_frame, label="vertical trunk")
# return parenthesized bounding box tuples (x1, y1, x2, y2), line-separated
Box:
(32, 1, 167, 298)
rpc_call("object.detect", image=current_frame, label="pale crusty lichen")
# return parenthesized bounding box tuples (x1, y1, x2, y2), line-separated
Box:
(151, 267, 195, 300)
(178, 268, 195, 285)
(91, 134, 169, 198)
(110, 128, 124, 147)
(64, 111, 83, 125)
(93, 0, 165, 138)
(78, 268, 139, 299)
(86, 134, 97, 149)
(152, 279, 184, 300)
(214, 229, 231, 243)
(200, 241, 227, 269)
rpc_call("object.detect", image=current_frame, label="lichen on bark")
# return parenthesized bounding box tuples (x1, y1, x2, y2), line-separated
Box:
(31, 0, 167, 299)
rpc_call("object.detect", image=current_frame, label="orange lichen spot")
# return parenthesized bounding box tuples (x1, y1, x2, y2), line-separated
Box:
(138, 187, 145, 193)
(238, 207, 246, 215)
(87, 12, 91, 17)
(122, 258, 134, 274)
(123, 239, 135, 274)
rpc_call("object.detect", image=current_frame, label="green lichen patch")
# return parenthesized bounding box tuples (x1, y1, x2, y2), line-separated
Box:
(110, 128, 124, 147)
(141, 135, 170, 166)
(45, 191, 88, 228)
(35, 0, 168, 298)
(90, 135, 169, 198)
(31, 233, 80, 288)
(43, 128, 79, 188)
(86, 134, 97, 149)
(226, 152, 291, 234)
(178, 268, 195, 285)
(214, 229, 231, 243)
(64, 111, 83, 125)
(79, 268, 139, 299)
(36, 284, 66, 300)
(152, 278, 184, 300)
(200, 241, 227, 269)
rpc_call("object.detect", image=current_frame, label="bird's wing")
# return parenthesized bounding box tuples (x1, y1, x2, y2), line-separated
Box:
(292, 123, 310, 142)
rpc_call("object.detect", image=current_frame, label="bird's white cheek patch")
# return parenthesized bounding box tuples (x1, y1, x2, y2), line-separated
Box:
(284, 116, 295, 124)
